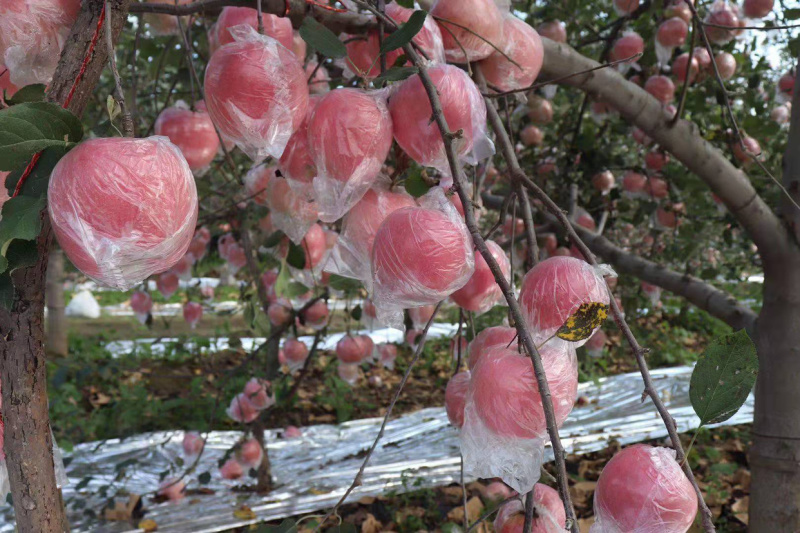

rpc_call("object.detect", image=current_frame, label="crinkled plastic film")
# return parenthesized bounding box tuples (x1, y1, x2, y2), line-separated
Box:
(243, 164, 274, 206)
(590, 445, 698, 533)
(0, 0, 79, 86)
(460, 345, 578, 493)
(444, 371, 470, 427)
(385, 4, 446, 64)
(154, 101, 220, 172)
(308, 88, 394, 223)
(519, 256, 611, 348)
(430, 0, 506, 63)
(326, 177, 416, 286)
(389, 64, 494, 186)
(265, 177, 319, 245)
(203, 26, 308, 163)
(211, 7, 294, 53)
(48, 137, 198, 290)
(278, 96, 319, 199)
(479, 15, 544, 93)
(467, 325, 517, 369)
(450, 239, 510, 315)
(370, 187, 475, 328)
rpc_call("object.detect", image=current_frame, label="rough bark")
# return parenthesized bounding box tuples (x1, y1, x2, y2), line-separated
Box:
(538, 38, 791, 264)
(45, 249, 67, 357)
(749, 56, 800, 533)
(572, 226, 758, 333)
(0, 1, 131, 532)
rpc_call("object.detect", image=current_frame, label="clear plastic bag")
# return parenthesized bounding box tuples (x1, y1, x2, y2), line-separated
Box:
(460, 344, 578, 493)
(154, 101, 220, 172)
(450, 239, 510, 314)
(467, 325, 517, 369)
(210, 7, 293, 54)
(479, 15, 544, 93)
(326, 177, 416, 285)
(370, 187, 475, 329)
(519, 256, 612, 348)
(591, 445, 698, 533)
(243, 163, 274, 206)
(204, 25, 309, 163)
(493, 484, 566, 532)
(445, 371, 470, 427)
(430, 0, 506, 63)
(0, 0, 80, 86)
(308, 88, 394, 222)
(266, 176, 319, 245)
(388, 64, 494, 186)
(278, 96, 320, 199)
(48, 137, 198, 290)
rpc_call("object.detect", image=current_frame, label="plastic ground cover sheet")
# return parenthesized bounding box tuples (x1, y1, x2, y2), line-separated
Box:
(0, 365, 753, 532)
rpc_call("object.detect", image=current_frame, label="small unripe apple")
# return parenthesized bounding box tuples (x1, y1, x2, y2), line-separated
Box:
(220, 458, 244, 480)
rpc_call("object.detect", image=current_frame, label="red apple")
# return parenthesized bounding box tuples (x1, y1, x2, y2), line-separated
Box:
(445, 371, 470, 427)
(154, 103, 220, 171)
(431, 0, 505, 63)
(451, 240, 510, 313)
(480, 15, 544, 93)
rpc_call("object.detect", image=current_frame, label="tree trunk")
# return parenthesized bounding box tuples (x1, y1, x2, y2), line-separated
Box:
(45, 248, 68, 357)
(750, 258, 800, 531)
(0, 2, 131, 531)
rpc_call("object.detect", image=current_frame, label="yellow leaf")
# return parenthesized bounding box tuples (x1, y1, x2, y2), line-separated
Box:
(138, 519, 158, 532)
(233, 505, 257, 520)
(556, 302, 609, 342)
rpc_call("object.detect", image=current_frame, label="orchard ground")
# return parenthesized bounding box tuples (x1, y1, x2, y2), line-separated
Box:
(47, 282, 755, 530)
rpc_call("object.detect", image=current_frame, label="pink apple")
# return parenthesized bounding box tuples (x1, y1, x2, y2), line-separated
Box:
(778, 72, 795, 96)
(519, 256, 609, 342)
(278, 96, 319, 188)
(468, 327, 519, 370)
(656, 17, 688, 48)
(268, 300, 293, 327)
(645, 75, 676, 104)
(157, 272, 180, 300)
(220, 458, 244, 480)
(431, 0, 504, 63)
(471, 345, 578, 438)
(645, 151, 669, 172)
(743, 0, 773, 18)
(336, 336, 365, 364)
(705, 4, 740, 44)
(212, 7, 293, 51)
(284, 339, 309, 369)
(592, 171, 615, 194)
(409, 305, 437, 329)
(593, 444, 697, 533)
(494, 484, 565, 532)
(610, 32, 644, 63)
(204, 26, 308, 161)
(183, 302, 203, 329)
(377, 343, 399, 369)
(182, 431, 205, 457)
(301, 299, 329, 329)
(243, 164, 275, 206)
(451, 240, 510, 313)
(537, 20, 567, 43)
(48, 138, 197, 290)
(520, 125, 544, 147)
(236, 438, 263, 469)
(646, 177, 669, 199)
(243, 377, 274, 410)
(480, 15, 544, 92)
(445, 371, 470, 427)
(733, 136, 761, 163)
(131, 291, 153, 324)
(585, 328, 607, 358)
(622, 171, 648, 196)
(672, 52, 700, 83)
(528, 97, 554, 124)
(154, 104, 219, 171)
(158, 478, 186, 501)
(385, 3, 446, 63)
(613, 0, 639, 14)
(284, 425, 302, 438)
(371, 200, 474, 313)
(714, 52, 737, 80)
(389, 64, 488, 172)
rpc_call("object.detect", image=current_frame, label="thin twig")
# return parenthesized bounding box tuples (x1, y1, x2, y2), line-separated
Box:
(482, 53, 642, 98)
(465, 494, 523, 532)
(671, 19, 697, 125)
(104, 0, 133, 136)
(432, 14, 521, 70)
(312, 301, 444, 530)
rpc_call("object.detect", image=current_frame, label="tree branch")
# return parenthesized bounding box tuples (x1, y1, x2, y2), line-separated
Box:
(538, 37, 791, 264)
(573, 225, 758, 333)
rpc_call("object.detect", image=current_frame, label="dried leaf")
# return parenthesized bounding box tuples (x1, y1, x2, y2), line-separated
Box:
(233, 505, 257, 520)
(138, 519, 158, 532)
(556, 302, 609, 342)
(361, 513, 382, 533)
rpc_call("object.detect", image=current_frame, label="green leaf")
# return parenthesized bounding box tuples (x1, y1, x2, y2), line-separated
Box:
(255, 519, 298, 533)
(0, 102, 82, 171)
(380, 10, 427, 54)
(274, 259, 309, 299)
(263, 230, 285, 248)
(785, 8, 800, 19)
(5, 85, 46, 105)
(351, 304, 362, 321)
(374, 66, 418, 85)
(198, 471, 211, 484)
(299, 17, 347, 59)
(395, 0, 414, 7)
(690, 329, 758, 426)
(5, 146, 68, 198)
(0, 196, 46, 248)
(5, 240, 38, 273)
(404, 167, 431, 197)
(328, 273, 362, 293)
(286, 241, 307, 269)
